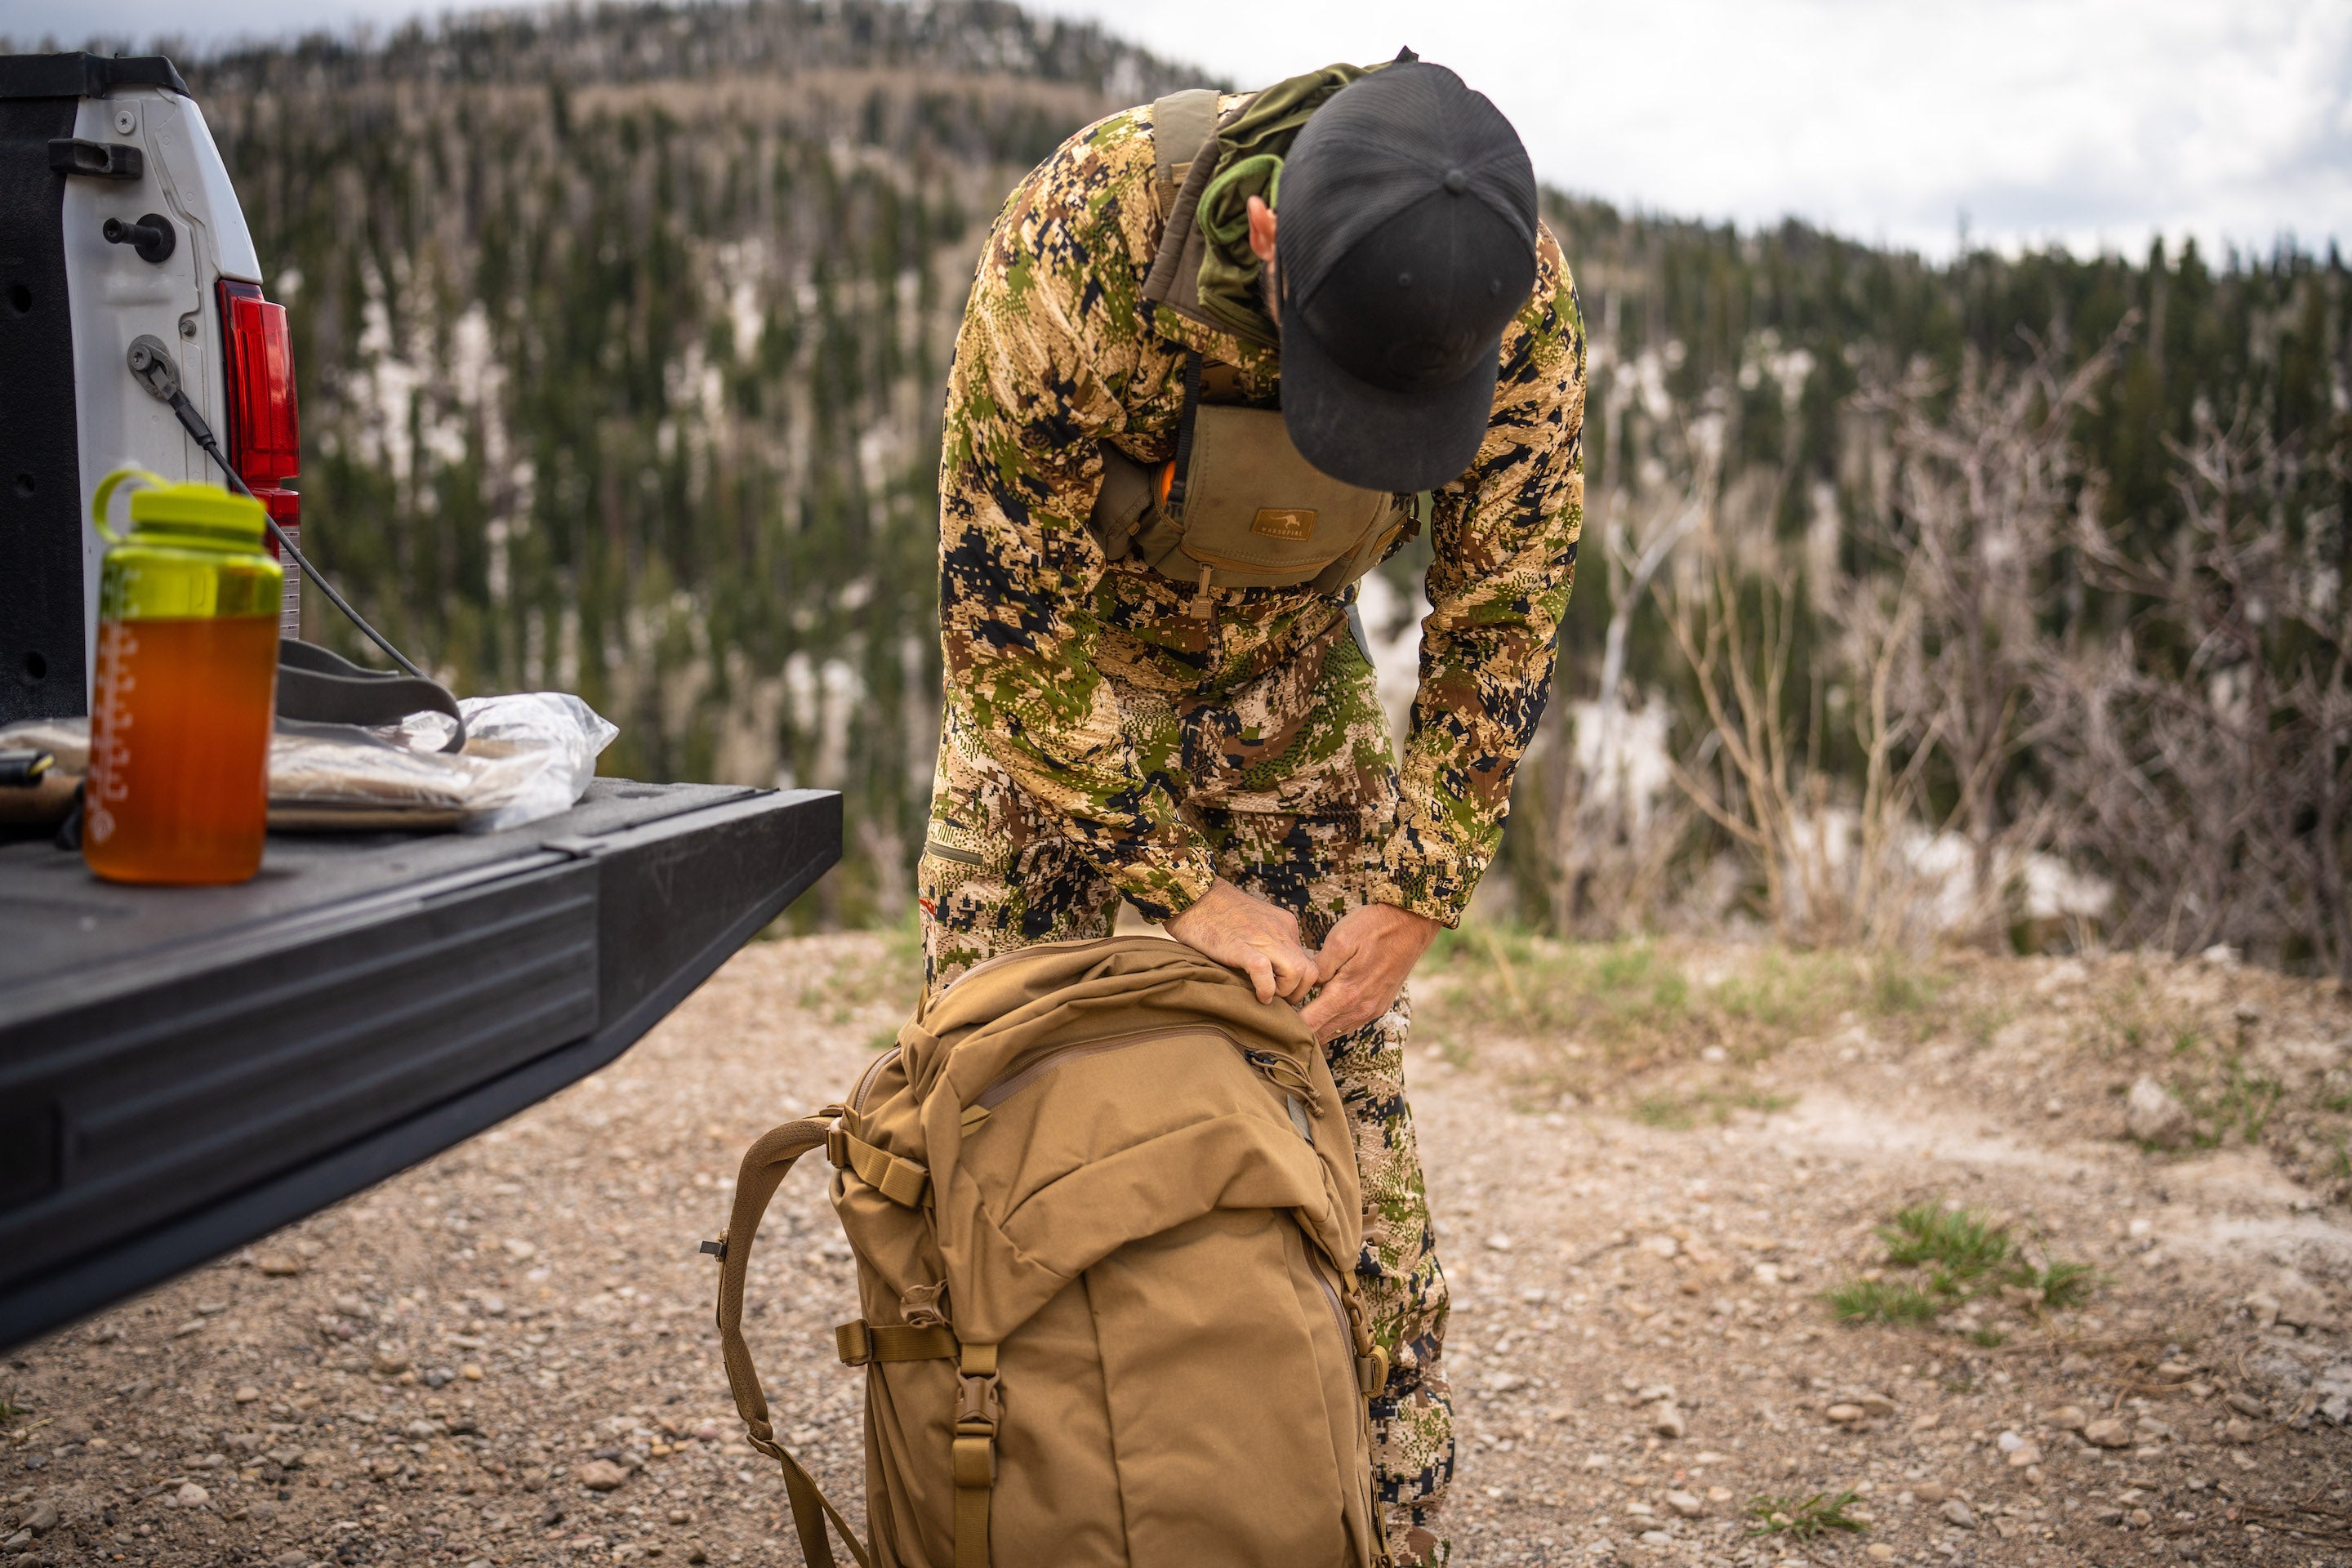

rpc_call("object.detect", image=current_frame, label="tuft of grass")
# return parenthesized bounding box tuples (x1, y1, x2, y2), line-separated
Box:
(1637, 1085, 1797, 1130)
(1969, 1327, 2011, 1347)
(2015, 1259, 2102, 1311)
(1829, 1198, 2102, 1335)
(1746, 1490, 1869, 1540)
(1877, 1203, 2015, 1282)
(1827, 1279, 1940, 1325)
(1866, 954, 1946, 1017)
(0, 1399, 27, 1426)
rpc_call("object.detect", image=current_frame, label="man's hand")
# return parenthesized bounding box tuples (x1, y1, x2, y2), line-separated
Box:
(1164, 879, 1316, 1006)
(1300, 902, 1439, 1044)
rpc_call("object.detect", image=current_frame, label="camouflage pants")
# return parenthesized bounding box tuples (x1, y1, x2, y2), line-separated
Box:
(919, 634, 1454, 1563)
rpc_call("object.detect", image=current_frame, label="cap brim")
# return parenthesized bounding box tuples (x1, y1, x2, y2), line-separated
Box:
(1279, 314, 1500, 493)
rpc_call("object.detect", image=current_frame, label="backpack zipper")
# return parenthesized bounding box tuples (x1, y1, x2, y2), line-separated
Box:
(1309, 1263, 1353, 1359)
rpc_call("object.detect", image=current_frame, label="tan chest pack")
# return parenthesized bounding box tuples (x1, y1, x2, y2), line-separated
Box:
(1086, 88, 1425, 613)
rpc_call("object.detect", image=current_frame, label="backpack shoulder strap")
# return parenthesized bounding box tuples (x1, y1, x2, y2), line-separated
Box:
(709, 1115, 872, 1568)
(1149, 87, 1222, 221)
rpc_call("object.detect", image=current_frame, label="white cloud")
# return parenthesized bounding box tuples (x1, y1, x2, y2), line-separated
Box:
(7, 0, 2344, 257)
(1028, 0, 2352, 259)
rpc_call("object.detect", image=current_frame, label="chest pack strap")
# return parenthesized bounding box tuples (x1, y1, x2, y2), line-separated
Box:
(1151, 88, 1222, 221)
(1165, 349, 1205, 512)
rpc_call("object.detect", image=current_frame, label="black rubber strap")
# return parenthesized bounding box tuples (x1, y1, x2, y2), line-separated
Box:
(276, 640, 467, 754)
(1165, 349, 1205, 513)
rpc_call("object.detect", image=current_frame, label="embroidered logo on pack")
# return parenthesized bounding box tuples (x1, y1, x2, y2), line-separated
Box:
(1250, 508, 1316, 541)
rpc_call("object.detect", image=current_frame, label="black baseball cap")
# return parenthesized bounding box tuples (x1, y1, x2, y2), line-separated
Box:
(1276, 58, 1540, 492)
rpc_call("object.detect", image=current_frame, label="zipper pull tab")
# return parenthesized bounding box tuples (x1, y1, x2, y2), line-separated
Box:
(1189, 562, 1214, 621)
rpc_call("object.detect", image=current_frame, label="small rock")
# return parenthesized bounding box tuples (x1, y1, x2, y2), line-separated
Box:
(461, 1363, 484, 1382)
(2007, 1444, 2042, 1468)
(1481, 1371, 1525, 1395)
(577, 1459, 629, 1492)
(372, 1351, 411, 1377)
(1867, 1546, 1896, 1562)
(2126, 1076, 2193, 1147)
(1650, 1404, 1686, 1440)
(252, 1253, 303, 1276)
(2224, 1417, 2256, 1443)
(1642, 1234, 1679, 1259)
(172, 1482, 210, 1509)
(1752, 1262, 1782, 1285)
(1825, 1403, 1864, 1423)
(234, 1384, 261, 1403)
(501, 1238, 537, 1261)
(1856, 1393, 1895, 1417)
(2048, 1405, 2087, 1431)
(1913, 1481, 1949, 1503)
(2155, 1361, 2198, 1382)
(2082, 1417, 2133, 1448)
(1941, 1498, 1976, 1529)
(22, 1503, 58, 1535)
(1664, 1490, 1704, 1518)
(403, 1419, 439, 1441)
(171, 1319, 207, 1338)
(2128, 1508, 2153, 1527)
(685, 1550, 708, 1566)
(1997, 1429, 2026, 1452)
(2242, 1292, 2281, 1329)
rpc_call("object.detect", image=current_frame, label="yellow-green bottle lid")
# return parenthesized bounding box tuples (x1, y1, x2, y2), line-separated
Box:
(125, 479, 268, 547)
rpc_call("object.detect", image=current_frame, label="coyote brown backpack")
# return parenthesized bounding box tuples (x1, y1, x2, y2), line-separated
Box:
(707, 935, 1390, 1567)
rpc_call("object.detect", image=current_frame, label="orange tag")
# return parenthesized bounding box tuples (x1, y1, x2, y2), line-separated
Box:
(1250, 508, 1316, 541)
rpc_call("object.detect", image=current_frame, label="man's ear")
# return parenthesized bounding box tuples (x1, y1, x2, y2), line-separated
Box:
(1245, 194, 1278, 265)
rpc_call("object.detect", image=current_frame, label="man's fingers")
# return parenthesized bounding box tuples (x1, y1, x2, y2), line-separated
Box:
(1300, 980, 1366, 1043)
(1269, 944, 1316, 1004)
(1312, 926, 1358, 987)
(1241, 951, 1277, 1005)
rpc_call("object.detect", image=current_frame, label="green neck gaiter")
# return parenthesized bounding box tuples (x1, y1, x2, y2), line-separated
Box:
(1192, 62, 1369, 348)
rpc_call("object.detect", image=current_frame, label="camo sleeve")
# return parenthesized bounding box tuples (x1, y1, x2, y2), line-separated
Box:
(1372, 228, 1587, 926)
(935, 111, 1221, 924)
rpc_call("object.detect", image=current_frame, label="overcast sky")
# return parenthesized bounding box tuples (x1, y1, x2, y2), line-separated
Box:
(7, 0, 2345, 261)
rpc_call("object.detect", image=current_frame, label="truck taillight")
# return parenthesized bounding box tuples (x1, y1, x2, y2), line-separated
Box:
(219, 279, 302, 634)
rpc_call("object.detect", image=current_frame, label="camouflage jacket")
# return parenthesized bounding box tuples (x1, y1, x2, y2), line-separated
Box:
(938, 94, 1586, 927)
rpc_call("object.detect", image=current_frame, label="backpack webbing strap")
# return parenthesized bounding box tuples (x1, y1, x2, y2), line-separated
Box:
(952, 1342, 1000, 1568)
(826, 1118, 931, 1208)
(710, 1114, 872, 1568)
(835, 1320, 958, 1366)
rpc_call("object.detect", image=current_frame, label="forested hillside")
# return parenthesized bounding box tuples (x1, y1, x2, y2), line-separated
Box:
(28, 0, 2345, 957)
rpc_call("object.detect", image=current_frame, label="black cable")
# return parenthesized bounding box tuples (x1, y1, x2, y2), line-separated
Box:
(163, 390, 428, 680)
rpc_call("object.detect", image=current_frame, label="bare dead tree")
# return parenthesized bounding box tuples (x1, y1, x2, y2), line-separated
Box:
(1857, 332, 2123, 942)
(2042, 414, 2352, 978)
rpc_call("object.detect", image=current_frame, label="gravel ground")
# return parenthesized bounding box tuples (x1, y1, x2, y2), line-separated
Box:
(5, 931, 2350, 1567)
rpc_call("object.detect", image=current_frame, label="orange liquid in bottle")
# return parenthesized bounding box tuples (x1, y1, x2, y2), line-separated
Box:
(84, 615, 280, 885)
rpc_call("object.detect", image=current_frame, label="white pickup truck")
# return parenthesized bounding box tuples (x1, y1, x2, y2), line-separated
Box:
(0, 51, 843, 1355)
(1, 48, 301, 733)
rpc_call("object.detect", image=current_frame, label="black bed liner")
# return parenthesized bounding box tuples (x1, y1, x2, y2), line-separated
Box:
(0, 780, 840, 1349)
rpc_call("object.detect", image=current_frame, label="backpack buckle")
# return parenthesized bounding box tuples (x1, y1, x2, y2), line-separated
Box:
(954, 1370, 1001, 1430)
(824, 1120, 849, 1169)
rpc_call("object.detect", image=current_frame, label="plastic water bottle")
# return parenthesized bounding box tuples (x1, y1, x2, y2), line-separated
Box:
(83, 468, 283, 884)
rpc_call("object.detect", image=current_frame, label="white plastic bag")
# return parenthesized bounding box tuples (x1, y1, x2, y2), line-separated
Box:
(5, 692, 620, 835)
(272, 692, 619, 833)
